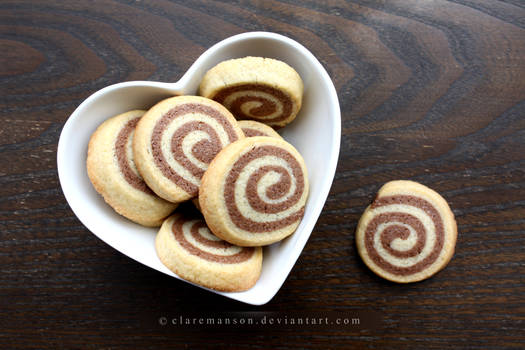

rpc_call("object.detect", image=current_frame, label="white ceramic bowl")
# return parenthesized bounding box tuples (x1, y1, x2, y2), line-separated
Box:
(57, 32, 340, 305)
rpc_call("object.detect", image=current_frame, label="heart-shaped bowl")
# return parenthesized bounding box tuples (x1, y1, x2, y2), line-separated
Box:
(57, 31, 340, 305)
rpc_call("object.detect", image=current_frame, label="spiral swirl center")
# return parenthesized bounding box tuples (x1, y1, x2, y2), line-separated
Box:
(213, 84, 293, 123)
(364, 195, 444, 276)
(224, 145, 305, 233)
(151, 103, 239, 196)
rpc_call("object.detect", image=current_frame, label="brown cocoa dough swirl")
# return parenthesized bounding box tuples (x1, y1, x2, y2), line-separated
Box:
(171, 216, 254, 263)
(115, 117, 154, 195)
(364, 195, 445, 276)
(224, 145, 305, 233)
(151, 103, 239, 196)
(242, 128, 266, 137)
(212, 84, 293, 124)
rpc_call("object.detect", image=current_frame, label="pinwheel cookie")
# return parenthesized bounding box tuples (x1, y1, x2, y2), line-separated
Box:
(133, 96, 244, 203)
(356, 180, 457, 283)
(199, 137, 309, 246)
(155, 211, 263, 292)
(199, 56, 303, 128)
(87, 110, 177, 227)
(237, 120, 283, 139)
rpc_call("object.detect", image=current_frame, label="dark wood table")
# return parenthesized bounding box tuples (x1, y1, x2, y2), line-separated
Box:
(2, 1, 524, 348)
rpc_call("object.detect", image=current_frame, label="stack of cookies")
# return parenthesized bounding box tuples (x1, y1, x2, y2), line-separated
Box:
(87, 57, 307, 292)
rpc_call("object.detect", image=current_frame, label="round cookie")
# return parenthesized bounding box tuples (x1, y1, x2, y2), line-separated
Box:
(199, 137, 309, 246)
(238, 120, 283, 139)
(155, 212, 262, 292)
(356, 180, 457, 283)
(87, 110, 177, 227)
(133, 96, 244, 203)
(199, 56, 303, 128)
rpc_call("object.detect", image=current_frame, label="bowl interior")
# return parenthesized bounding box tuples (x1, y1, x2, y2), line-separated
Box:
(57, 32, 341, 305)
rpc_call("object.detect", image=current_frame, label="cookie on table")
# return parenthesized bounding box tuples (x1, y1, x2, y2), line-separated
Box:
(356, 180, 457, 283)
(199, 56, 303, 128)
(199, 137, 309, 246)
(87, 110, 177, 227)
(238, 120, 283, 139)
(133, 96, 244, 203)
(155, 211, 263, 292)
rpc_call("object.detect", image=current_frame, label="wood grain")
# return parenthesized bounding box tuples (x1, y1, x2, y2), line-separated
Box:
(1, 0, 524, 349)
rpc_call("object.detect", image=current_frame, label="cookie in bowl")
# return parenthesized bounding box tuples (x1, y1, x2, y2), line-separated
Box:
(133, 95, 245, 203)
(87, 110, 177, 227)
(156, 210, 262, 292)
(199, 136, 309, 246)
(199, 56, 303, 128)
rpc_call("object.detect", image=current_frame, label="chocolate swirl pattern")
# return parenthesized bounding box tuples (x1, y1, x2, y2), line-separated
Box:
(242, 128, 266, 137)
(199, 57, 303, 128)
(200, 137, 309, 246)
(213, 84, 293, 125)
(224, 145, 306, 232)
(133, 96, 244, 203)
(150, 103, 239, 194)
(155, 213, 263, 292)
(87, 110, 177, 227)
(356, 181, 457, 283)
(114, 117, 154, 195)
